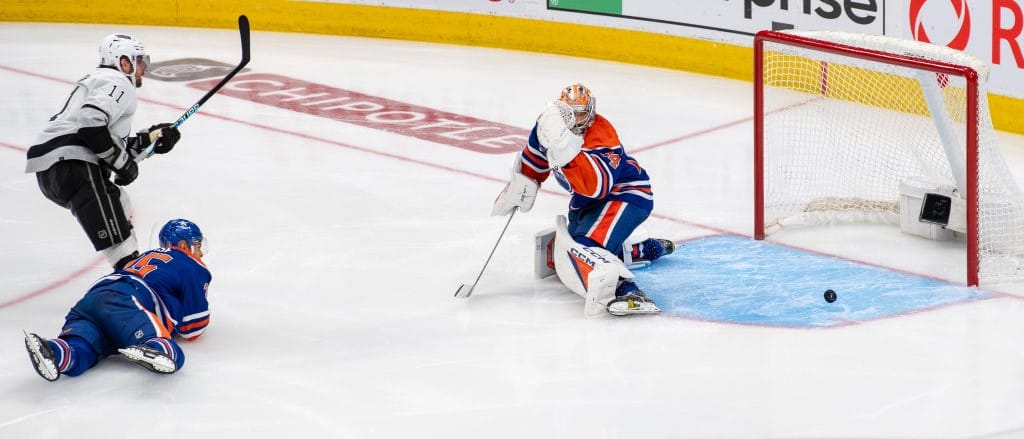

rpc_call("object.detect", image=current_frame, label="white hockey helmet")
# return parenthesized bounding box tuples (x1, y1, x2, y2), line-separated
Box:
(558, 83, 596, 135)
(99, 33, 150, 75)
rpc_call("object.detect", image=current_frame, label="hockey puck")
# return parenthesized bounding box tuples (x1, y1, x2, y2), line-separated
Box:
(824, 289, 837, 303)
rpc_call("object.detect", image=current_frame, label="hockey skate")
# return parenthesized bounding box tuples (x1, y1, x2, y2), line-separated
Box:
(118, 344, 176, 374)
(606, 282, 661, 316)
(23, 331, 60, 382)
(632, 238, 676, 262)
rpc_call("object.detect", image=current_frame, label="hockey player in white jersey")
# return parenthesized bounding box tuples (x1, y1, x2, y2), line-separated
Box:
(25, 33, 181, 270)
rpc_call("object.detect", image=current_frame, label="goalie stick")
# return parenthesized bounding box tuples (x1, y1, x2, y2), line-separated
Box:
(140, 14, 251, 158)
(454, 208, 517, 299)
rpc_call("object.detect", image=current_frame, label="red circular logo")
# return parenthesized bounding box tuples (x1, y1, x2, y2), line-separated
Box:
(909, 0, 971, 50)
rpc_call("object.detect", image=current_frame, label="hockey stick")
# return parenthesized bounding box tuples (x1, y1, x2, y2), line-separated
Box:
(174, 14, 250, 128)
(140, 15, 250, 158)
(454, 208, 517, 299)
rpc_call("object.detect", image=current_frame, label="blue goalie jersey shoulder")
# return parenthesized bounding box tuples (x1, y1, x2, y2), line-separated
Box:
(117, 248, 212, 340)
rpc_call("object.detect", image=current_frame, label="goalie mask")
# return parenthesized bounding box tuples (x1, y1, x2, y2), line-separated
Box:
(159, 218, 205, 257)
(558, 83, 596, 135)
(99, 33, 150, 82)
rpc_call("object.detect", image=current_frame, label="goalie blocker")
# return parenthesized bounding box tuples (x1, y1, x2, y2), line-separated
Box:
(535, 215, 660, 316)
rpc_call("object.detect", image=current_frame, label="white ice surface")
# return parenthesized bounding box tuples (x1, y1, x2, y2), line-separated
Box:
(2, 23, 1024, 438)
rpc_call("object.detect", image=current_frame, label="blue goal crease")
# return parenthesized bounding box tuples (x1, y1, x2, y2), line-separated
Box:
(631, 234, 994, 328)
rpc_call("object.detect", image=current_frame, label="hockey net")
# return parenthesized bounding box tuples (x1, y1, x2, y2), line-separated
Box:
(754, 30, 1024, 285)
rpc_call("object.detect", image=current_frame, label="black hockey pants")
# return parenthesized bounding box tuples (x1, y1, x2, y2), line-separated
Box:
(36, 160, 132, 251)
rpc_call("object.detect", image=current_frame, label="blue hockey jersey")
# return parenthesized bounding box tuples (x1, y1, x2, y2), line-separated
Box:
(93, 247, 212, 340)
(518, 114, 653, 212)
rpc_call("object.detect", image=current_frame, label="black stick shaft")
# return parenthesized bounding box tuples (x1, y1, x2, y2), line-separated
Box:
(173, 15, 251, 128)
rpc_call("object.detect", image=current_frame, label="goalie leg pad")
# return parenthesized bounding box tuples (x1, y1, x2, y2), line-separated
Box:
(534, 228, 556, 279)
(551, 215, 634, 316)
(621, 226, 651, 268)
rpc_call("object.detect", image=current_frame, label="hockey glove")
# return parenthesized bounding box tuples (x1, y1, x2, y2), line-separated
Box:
(137, 123, 181, 155)
(113, 158, 139, 186)
(536, 101, 583, 168)
(492, 169, 539, 216)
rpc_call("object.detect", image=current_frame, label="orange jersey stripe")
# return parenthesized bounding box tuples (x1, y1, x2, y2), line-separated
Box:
(611, 185, 653, 194)
(180, 331, 205, 340)
(560, 153, 602, 196)
(559, 115, 621, 197)
(522, 145, 547, 165)
(178, 318, 209, 333)
(132, 296, 171, 338)
(521, 164, 549, 183)
(589, 201, 624, 246)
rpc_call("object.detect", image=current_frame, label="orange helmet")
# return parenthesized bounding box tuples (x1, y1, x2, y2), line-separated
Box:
(558, 83, 596, 135)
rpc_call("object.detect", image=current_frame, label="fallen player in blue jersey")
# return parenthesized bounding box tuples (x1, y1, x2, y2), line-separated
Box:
(24, 218, 211, 381)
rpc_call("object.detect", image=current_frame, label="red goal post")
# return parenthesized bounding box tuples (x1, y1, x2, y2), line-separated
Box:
(753, 30, 1008, 286)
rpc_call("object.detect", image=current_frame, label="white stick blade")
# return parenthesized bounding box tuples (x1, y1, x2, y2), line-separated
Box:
(453, 284, 474, 299)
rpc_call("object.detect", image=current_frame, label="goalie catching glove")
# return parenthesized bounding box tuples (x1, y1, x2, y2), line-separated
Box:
(492, 164, 540, 216)
(536, 100, 584, 168)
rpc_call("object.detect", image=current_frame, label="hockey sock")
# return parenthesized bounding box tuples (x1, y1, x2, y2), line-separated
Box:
(57, 336, 98, 377)
(49, 338, 72, 374)
(631, 239, 673, 261)
(615, 280, 642, 297)
(630, 243, 643, 260)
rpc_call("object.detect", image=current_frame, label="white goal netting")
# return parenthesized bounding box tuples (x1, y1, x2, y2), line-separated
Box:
(758, 30, 1024, 284)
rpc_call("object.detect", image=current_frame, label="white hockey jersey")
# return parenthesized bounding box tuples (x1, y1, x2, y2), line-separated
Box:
(25, 67, 138, 173)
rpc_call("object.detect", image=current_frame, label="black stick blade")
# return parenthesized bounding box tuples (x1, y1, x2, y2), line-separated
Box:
(238, 15, 250, 63)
